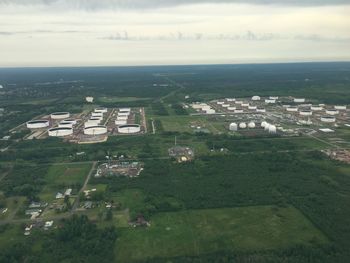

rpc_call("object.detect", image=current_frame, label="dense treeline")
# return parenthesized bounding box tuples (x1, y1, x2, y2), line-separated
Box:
(140, 245, 337, 263)
(151, 102, 169, 116)
(0, 164, 48, 199)
(171, 103, 188, 115)
(0, 215, 117, 263)
(97, 152, 350, 261)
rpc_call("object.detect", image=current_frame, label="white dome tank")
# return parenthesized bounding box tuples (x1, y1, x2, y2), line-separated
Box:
(248, 122, 256, 128)
(268, 125, 277, 134)
(229, 123, 238, 131)
(239, 122, 247, 129)
(261, 121, 268, 128)
(264, 123, 271, 131)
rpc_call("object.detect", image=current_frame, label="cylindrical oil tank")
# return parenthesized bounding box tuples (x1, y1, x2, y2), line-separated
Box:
(84, 125, 107, 135)
(51, 112, 70, 120)
(26, 120, 50, 129)
(48, 127, 73, 137)
(326, 109, 339, 115)
(117, 124, 141, 134)
(321, 116, 336, 123)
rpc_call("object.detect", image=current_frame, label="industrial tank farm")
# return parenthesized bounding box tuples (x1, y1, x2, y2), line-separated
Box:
(26, 120, 50, 129)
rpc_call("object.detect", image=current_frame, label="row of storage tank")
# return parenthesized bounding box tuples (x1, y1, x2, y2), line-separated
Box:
(229, 121, 277, 134)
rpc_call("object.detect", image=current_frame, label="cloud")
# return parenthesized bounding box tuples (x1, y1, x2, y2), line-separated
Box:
(0, 0, 349, 10)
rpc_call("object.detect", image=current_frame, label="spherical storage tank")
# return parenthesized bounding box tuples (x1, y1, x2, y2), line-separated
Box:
(321, 116, 336, 123)
(239, 122, 247, 129)
(51, 112, 70, 120)
(229, 123, 238, 131)
(248, 122, 256, 128)
(26, 120, 50, 129)
(84, 125, 107, 135)
(261, 121, 268, 128)
(117, 124, 141, 134)
(268, 125, 277, 134)
(48, 127, 73, 137)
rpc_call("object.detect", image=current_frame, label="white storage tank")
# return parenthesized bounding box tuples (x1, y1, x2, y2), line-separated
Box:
(241, 103, 250, 107)
(119, 108, 131, 113)
(51, 112, 70, 120)
(299, 110, 313, 116)
(334, 105, 347, 110)
(63, 119, 77, 125)
(265, 99, 276, 104)
(321, 116, 336, 123)
(117, 116, 128, 121)
(311, 105, 323, 111)
(205, 109, 216, 114)
(85, 96, 94, 103)
(226, 98, 236, 102)
(217, 101, 224, 105)
(286, 106, 298, 112)
(235, 109, 243, 113)
(222, 104, 230, 108)
(84, 125, 107, 135)
(248, 122, 256, 128)
(95, 108, 108, 113)
(248, 105, 257, 110)
(115, 120, 127, 126)
(261, 121, 268, 128)
(256, 108, 266, 113)
(58, 121, 74, 128)
(117, 124, 141, 134)
(326, 109, 339, 115)
(251, 96, 261, 101)
(227, 107, 236, 111)
(268, 125, 277, 134)
(235, 100, 243, 105)
(294, 98, 305, 103)
(239, 122, 247, 129)
(229, 123, 238, 131)
(48, 127, 73, 137)
(269, 96, 279, 100)
(26, 120, 50, 129)
(264, 123, 271, 131)
(91, 112, 103, 118)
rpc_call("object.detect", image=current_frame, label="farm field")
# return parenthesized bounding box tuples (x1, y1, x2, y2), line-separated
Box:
(38, 162, 93, 202)
(116, 205, 328, 262)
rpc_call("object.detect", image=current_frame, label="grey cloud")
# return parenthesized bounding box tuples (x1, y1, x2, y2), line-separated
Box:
(0, 0, 349, 10)
(102, 31, 350, 42)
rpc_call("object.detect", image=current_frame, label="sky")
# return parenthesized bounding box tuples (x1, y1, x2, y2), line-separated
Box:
(0, 0, 350, 67)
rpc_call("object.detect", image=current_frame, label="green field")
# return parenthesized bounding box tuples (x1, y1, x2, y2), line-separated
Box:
(99, 96, 150, 103)
(38, 163, 92, 202)
(116, 205, 328, 262)
(156, 115, 226, 134)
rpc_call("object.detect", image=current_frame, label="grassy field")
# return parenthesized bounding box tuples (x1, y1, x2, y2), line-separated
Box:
(38, 163, 93, 202)
(116, 205, 328, 262)
(98, 96, 150, 103)
(156, 115, 226, 134)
